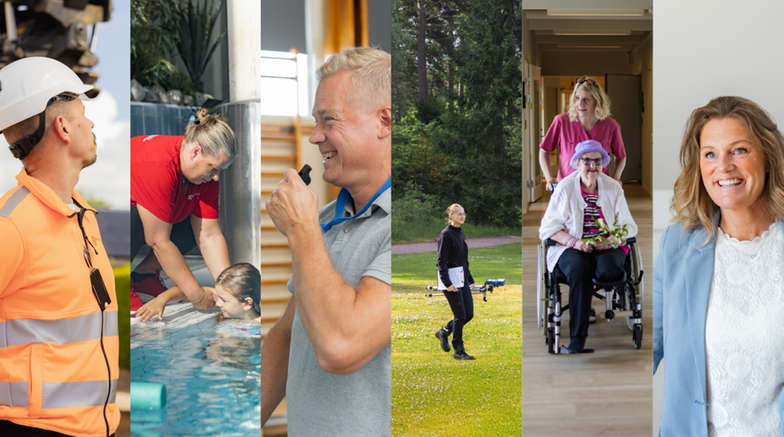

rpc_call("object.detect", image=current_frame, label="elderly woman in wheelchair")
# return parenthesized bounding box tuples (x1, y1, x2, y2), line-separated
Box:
(538, 140, 639, 354)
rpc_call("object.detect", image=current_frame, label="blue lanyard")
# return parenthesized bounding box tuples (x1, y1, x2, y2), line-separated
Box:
(321, 178, 391, 233)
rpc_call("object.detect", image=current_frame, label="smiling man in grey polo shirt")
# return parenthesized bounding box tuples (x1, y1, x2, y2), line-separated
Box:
(261, 47, 392, 436)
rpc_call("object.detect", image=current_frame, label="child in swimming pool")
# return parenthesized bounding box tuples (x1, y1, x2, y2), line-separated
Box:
(136, 263, 261, 323)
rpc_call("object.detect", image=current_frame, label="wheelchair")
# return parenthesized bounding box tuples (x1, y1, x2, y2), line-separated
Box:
(536, 237, 644, 354)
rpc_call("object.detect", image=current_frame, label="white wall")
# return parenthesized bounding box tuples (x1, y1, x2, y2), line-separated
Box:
(652, 1, 784, 434)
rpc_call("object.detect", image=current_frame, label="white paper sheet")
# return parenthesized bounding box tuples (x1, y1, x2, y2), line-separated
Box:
(437, 266, 464, 290)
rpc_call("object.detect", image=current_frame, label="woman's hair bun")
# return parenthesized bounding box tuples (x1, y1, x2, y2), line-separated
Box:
(194, 108, 210, 125)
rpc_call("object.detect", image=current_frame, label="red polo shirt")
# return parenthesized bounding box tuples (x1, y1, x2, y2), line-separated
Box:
(131, 135, 219, 223)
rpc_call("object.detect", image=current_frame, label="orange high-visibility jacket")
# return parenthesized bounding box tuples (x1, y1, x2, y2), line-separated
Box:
(0, 169, 119, 437)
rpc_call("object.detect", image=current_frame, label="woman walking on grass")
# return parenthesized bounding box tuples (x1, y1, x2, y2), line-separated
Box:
(434, 204, 477, 360)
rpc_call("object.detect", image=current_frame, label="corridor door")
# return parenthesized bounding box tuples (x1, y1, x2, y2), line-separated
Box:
(605, 74, 642, 182)
(527, 65, 543, 203)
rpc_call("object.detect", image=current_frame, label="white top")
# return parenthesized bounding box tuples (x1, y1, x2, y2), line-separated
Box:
(705, 221, 784, 437)
(538, 171, 637, 272)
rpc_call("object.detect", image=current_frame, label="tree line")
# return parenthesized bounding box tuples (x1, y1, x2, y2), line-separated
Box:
(392, 0, 522, 229)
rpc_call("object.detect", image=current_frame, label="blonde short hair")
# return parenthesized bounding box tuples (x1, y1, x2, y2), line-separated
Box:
(317, 47, 391, 113)
(445, 203, 463, 224)
(671, 96, 784, 239)
(5, 99, 74, 161)
(568, 77, 612, 122)
(183, 108, 236, 158)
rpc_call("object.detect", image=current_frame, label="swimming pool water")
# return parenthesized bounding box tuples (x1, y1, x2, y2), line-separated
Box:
(131, 310, 260, 437)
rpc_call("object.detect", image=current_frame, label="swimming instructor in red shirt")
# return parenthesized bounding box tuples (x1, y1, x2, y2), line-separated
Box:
(130, 109, 237, 314)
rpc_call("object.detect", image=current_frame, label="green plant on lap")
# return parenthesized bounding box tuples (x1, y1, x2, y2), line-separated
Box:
(582, 218, 629, 249)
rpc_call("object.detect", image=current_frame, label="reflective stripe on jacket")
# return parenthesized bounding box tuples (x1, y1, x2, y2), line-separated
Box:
(0, 169, 120, 437)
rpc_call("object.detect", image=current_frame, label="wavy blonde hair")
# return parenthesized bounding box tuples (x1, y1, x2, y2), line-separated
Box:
(568, 77, 612, 122)
(671, 96, 784, 239)
(183, 108, 237, 158)
(317, 47, 391, 113)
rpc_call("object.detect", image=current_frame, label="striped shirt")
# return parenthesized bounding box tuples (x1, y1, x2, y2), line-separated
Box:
(581, 187, 604, 239)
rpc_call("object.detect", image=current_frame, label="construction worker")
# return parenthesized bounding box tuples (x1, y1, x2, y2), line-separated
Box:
(0, 57, 119, 436)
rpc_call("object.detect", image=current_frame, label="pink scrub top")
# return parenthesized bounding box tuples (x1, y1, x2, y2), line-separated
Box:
(540, 112, 626, 181)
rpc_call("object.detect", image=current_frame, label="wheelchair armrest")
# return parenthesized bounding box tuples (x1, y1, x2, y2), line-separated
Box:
(626, 237, 636, 244)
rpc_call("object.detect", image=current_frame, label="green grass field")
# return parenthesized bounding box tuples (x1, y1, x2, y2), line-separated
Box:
(114, 264, 130, 369)
(392, 243, 522, 436)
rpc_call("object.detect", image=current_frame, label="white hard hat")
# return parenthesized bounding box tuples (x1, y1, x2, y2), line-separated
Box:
(0, 57, 93, 132)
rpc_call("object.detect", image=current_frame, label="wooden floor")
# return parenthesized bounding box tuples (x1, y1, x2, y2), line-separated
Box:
(522, 183, 653, 437)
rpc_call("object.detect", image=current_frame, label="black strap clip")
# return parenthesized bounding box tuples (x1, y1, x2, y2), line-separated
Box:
(73, 200, 111, 311)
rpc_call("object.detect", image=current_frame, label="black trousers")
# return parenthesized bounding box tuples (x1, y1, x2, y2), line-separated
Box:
(442, 281, 474, 348)
(556, 247, 626, 340)
(130, 205, 197, 262)
(0, 420, 115, 437)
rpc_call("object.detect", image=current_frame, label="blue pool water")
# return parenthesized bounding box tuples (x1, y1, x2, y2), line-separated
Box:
(131, 307, 261, 437)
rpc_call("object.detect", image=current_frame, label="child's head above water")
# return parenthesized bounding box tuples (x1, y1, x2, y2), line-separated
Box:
(214, 263, 261, 321)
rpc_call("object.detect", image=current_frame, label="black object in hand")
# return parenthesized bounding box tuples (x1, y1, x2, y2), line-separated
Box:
(298, 164, 312, 186)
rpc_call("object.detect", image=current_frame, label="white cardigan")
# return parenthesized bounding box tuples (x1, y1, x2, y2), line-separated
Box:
(538, 171, 637, 272)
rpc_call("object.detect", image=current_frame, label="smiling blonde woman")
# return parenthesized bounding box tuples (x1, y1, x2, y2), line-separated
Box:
(654, 96, 784, 436)
(539, 77, 627, 190)
(434, 203, 478, 360)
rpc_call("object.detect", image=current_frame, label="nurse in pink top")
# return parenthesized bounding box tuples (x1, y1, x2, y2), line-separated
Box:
(539, 77, 626, 190)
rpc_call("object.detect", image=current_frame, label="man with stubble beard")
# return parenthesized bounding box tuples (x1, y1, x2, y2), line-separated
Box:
(262, 47, 393, 436)
(0, 57, 120, 437)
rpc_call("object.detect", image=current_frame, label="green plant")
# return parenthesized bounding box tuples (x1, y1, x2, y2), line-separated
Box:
(583, 218, 629, 248)
(131, 0, 195, 93)
(172, 0, 227, 93)
(392, 180, 439, 226)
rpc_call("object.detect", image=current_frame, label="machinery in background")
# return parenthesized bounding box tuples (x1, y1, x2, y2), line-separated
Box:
(426, 279, 505, 302)
(1, 0, 112, 97)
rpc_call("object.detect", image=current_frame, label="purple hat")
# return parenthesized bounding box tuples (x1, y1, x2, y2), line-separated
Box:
(570, 139, 611, 169)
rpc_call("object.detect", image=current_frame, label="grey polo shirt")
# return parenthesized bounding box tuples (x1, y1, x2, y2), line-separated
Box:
(286, 188, 391, 437)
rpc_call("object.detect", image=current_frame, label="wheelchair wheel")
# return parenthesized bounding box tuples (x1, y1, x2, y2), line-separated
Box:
(630, 240, 644, 309)
(633, 324, 643, 349)
(546, 327, 555, 354)
(537, 243, 546, 333)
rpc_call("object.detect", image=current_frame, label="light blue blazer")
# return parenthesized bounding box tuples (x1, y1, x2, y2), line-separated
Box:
(654, 218, 784, 436)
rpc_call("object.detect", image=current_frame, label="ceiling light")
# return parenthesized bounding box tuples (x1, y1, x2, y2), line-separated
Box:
(547, 9, 645, 17)
(552, 30, 632, 36)
(557, 45, 623, 49)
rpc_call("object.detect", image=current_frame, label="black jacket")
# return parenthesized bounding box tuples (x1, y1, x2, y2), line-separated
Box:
(436, 224, 474, 288)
